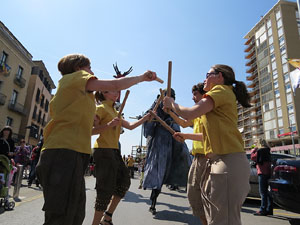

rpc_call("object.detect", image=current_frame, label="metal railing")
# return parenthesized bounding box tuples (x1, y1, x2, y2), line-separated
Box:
(8, 100, 26, 115)
(14, 75, 26, 88)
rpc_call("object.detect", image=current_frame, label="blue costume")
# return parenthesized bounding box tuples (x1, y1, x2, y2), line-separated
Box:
(142, 91, 191, 214)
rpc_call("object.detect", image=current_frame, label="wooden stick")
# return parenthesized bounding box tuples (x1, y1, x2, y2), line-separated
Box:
(149, 110, 175, 135)
(166, 61, 172, 113)
(153, 89, 164, 112)
(118, 90, 130, 118)
(167, 61, 172, 97)
(155, 77, 164, 84)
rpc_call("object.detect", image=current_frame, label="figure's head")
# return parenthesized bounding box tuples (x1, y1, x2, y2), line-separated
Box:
(0, 126, 13, 139)
(20, 139, 26, 146)
(192, 83, 206, 103)
(58, 54, 92, 75)
(163, 88, 175, 100)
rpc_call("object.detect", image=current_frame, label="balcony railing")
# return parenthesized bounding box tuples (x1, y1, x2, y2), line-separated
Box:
(14, 75, 26, 88)
(8, 100, 26, 115)
(0, 93, 6, 105)
(0, 62, 11, 77)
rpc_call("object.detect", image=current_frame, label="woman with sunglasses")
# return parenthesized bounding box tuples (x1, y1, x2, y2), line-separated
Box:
(163, 64, 251, 225)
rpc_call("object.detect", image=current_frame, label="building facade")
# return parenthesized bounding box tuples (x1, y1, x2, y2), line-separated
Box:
(0, 21, 34, 142)
(19, 60, 55, 146)
(240, 0, 300, 152)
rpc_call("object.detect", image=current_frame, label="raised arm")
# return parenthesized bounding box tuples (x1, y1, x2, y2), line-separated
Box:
(122, 113, 151, 130)
(163, 96, 214, 121)
(86, 71, 157, 92)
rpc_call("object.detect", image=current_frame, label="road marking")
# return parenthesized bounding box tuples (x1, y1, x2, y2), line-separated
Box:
(14, 194, 43, 207)
(274, 209, 300, 218)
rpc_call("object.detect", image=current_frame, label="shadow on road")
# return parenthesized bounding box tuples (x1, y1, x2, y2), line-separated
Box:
(153, 210, 202, 225)
(122, 191, 150, 205)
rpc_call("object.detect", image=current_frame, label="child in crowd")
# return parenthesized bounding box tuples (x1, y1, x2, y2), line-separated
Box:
(36, 53, 157, 225)
(91, 90, 151, 225)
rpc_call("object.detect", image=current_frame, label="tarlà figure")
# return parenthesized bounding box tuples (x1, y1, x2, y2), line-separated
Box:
(142, 88, 192, 215)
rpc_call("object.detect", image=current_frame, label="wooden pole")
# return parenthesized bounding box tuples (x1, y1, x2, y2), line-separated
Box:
(118, 90, 130, 118)
(166, 61, 172, 113)
(149, 110, 175, 135)
(152, 89, 165, 112)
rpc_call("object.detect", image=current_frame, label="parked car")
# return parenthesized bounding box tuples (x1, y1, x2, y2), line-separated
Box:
(246, 152, 295, 198)
(269, 157, 300, 213)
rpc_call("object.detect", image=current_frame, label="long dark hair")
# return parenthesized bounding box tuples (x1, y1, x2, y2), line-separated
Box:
(95, 91, 106, 105)
(212, 64, 251, 108)
(0, 126, 13, 140)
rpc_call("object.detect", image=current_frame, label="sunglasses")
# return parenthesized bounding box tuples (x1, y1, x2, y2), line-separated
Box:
(206, 72, 219, 79)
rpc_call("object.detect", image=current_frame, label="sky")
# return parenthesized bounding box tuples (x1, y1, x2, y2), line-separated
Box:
(1, 0, 289, 156)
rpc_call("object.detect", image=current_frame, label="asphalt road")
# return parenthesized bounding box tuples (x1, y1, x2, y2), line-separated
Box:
(1, 174, 300, 225)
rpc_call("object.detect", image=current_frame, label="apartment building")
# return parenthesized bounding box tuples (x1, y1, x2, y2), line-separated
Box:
(0, 21, 34, 142)
(240, 0, 300, 151)
(19, 60, 55, 146)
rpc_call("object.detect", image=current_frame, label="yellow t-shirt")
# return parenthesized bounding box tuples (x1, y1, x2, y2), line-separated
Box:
(42, 70, 96, 154)
(201, 84, 244, 155)
(191, 117, 204, 155)
(93, 100, 121, 149)
(127, 157, 134, 167)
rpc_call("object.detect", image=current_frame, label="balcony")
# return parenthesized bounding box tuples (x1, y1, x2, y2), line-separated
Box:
(246, 64, 257, 74)
(0, 93, 6, 105)
(251, 94, 260, 103)
(244, 42, 255, 52)
(8, 100, 26, 115)
(245, 56, 256, 67)
(245, 49, 255, 59)
(244, 38, 254, 46)
(246, 69, 258, 80)
(247, 77, 259, 88)
(0, 62, 11, 77)
(14, 75, 26, 88)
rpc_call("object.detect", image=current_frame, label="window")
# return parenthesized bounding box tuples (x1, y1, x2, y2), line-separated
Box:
(272, 61, 277, 71)
(287, 104, 294, 114)
(0, 52, 8, 65)
(276, 97, 281, 107)
(273, 70, 278, 79)
(274, 80, 278, 89)
(268, 28, 272, 37)
(38, 110, 42, 123)
(275, 89, 280, 98)
(32, 106, 37, 119)
(269, 44, 274, 53)
(286, 93, 292, 103)
(282, 63, 288, 73)
(277, 108, 282, 117)
(280, 46, 286, 55)
(290, 126, 297, 132)
(40, 95, 45, 108)
(261, 83, 272, 94)
(289, 114, 295, 125)
(270, 53, 275, 62)
(278, 118, 283, 127)
(277, 19, 282, 28)
(278, 27, 284, 37)
(281, 54, 287, 64)
(42, 114, 45, 125)
(17, 66, 23, 78)
(263, 103, 270, 112)
(35, 88, 40, 103)
(267, 19, 271, 28)
(279, 36, 285, 46)
(11, 90, 18, 104)
(276, 10, 281, 20)
(45, 100, 49, 112)
(279, 128, 284, 135)
(284, 73, 289, 83)
(6, 117, 13, 126)
(269, 36, 273, 44)
(285, 83, 291, 93)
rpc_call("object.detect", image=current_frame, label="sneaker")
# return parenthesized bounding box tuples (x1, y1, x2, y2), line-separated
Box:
(253, 211, 267, 216)
(266, 210, 273, 216)
(149, 207, 156, 215)
(138, 185, 142, 189)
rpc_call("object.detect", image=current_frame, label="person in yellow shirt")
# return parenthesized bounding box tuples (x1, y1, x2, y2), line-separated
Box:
(168, 83, 207, 225)
(91, 90, 150, 225)
(36, 54, 157, 225)
(163, 64, 251, 225)
(127, 155, 135, 178)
